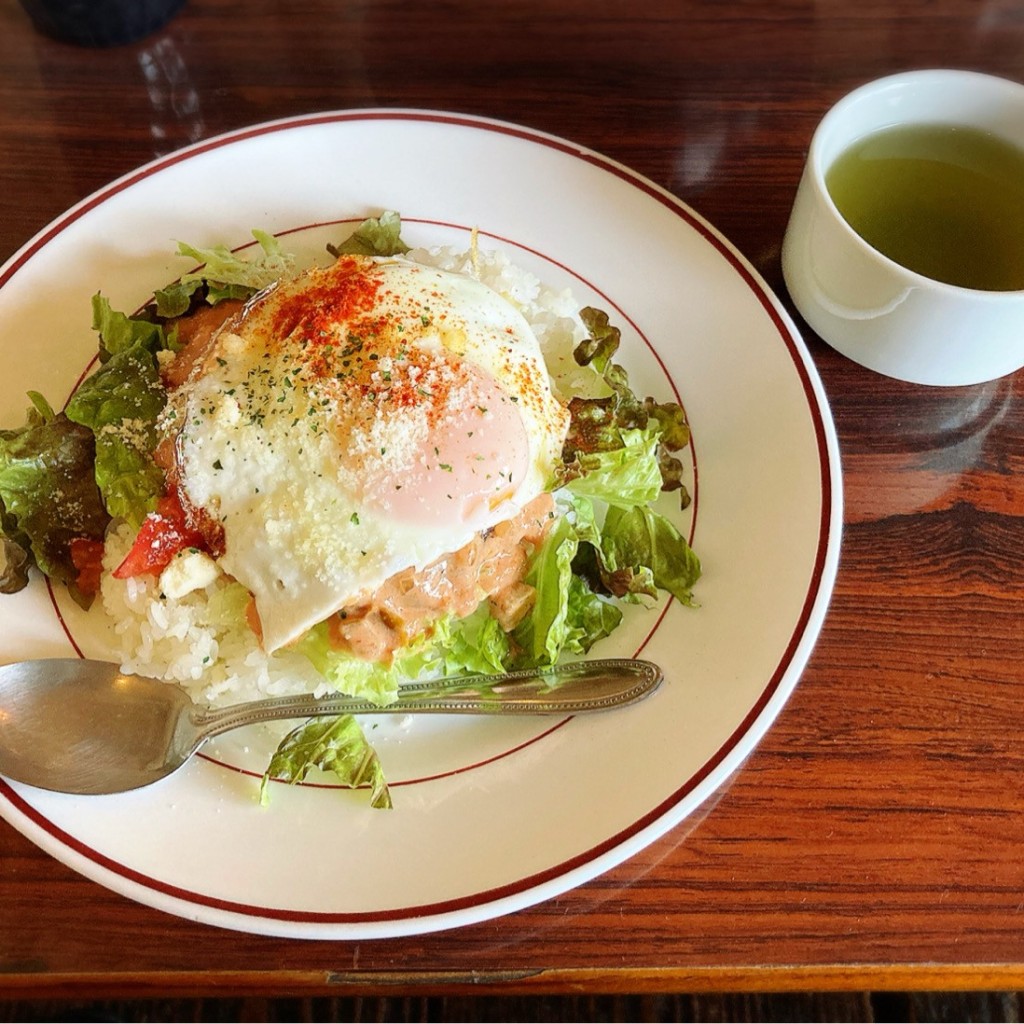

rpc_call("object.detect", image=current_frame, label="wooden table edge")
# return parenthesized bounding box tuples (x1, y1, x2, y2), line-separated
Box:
(3, 965, 1024, 1000)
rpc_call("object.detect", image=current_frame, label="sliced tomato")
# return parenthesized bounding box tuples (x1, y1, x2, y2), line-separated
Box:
(69, 537, 106, 597)
(113, 490, 206, 580)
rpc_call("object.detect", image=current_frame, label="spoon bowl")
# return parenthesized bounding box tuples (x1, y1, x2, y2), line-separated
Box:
(0, 657, 663, 795)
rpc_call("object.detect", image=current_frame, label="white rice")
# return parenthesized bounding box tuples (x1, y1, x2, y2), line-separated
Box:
(100, 245, 589, 707)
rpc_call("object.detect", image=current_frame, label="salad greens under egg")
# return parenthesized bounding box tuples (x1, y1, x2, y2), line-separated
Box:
(0, 212, 700, 809)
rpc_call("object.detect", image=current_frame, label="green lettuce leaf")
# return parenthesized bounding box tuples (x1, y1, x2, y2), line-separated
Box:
(0, 401, 110, 598)
(512, 514, 579, 667)
(600, 504, 702, 606)
(565, 574, 623, 653)
(327, 211, 411, 258)
(92, 294, 168, 361)
(65, 344, 167, 528)
(155, 230, 295, 317)
(565, 306, 691, 509)
(434, 605, 512, 675)
(0, 537, 31, 593)
(563, 427, 663, 508)
(559, 490, 699, 604)
(510, 522, 621, 666)
(261, 715, 392, 809)
(0, 502, 31, 594)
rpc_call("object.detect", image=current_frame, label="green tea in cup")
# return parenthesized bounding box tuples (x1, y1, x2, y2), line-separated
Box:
(825, 122, 1024, 291)
(782, 70, 1024, 385)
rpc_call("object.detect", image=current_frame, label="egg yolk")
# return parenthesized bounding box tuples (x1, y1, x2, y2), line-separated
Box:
(355, 358, 530, 527)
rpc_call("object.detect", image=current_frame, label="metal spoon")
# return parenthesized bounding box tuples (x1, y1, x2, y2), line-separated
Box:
(0, 657, 662, 796)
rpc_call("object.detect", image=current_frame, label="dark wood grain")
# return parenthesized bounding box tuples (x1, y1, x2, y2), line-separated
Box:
(3, 0, 1024, 998)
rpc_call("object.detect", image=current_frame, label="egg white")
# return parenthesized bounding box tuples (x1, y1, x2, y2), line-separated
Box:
(167, 255, 570, 652)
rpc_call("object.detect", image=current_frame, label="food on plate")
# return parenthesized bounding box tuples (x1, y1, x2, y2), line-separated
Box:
(0, 212, 700, 807)
(162, 254, 571, 654)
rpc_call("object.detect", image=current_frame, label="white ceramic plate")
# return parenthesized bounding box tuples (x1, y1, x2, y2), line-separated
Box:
(0, 110, 841, 939)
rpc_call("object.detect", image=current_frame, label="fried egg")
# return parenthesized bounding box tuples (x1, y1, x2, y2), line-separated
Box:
(166, 254, 571, 652)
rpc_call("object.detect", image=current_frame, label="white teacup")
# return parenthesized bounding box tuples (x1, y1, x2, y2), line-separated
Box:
(782, 69, 1024, 386)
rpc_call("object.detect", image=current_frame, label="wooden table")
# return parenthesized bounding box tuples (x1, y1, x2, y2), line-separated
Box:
(2, 0, 1023, 999)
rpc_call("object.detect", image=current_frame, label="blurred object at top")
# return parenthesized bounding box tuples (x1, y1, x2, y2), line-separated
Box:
(18, 0, 186, 47)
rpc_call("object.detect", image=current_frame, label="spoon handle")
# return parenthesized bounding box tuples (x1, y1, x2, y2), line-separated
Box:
(193, 658, 662, 738)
